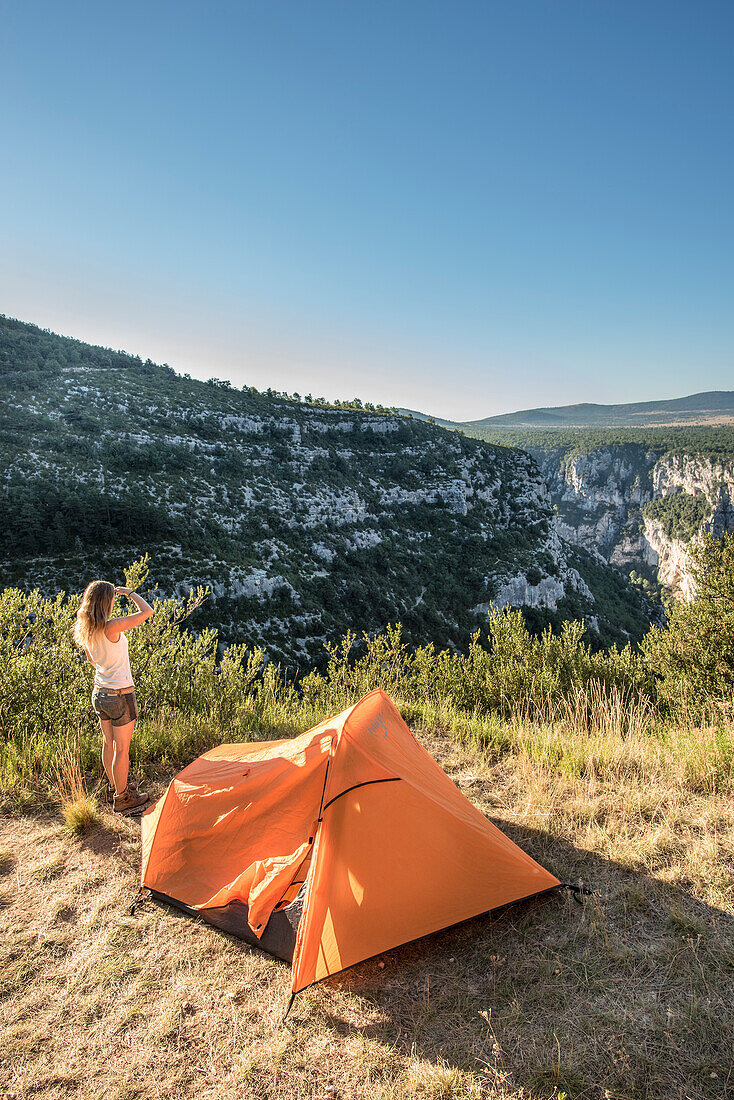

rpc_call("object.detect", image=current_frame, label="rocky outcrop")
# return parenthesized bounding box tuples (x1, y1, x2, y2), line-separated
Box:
(642, 517, 694, 601)
(480, 523, 594, 613)
(529, 443, 734, 600)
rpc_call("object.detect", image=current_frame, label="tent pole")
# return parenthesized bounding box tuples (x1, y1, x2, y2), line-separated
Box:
(315, 734, 336, 828)
(286, 734, 334, 1022)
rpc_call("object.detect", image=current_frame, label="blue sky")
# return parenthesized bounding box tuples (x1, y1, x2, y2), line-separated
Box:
(1, 0, 732, 419)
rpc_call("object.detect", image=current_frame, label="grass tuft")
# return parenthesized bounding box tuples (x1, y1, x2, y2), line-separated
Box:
(55, 754, 100, 836)
(61, 795, 100, 835)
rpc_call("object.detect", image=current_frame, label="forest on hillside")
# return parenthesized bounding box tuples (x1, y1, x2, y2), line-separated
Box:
(459, 424, 734, 458)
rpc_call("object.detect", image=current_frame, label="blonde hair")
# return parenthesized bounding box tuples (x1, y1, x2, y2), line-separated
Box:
(73, 580, 115, 649)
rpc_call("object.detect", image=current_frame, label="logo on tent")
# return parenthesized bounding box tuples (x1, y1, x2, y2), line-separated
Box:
(367, 712, 389, 737)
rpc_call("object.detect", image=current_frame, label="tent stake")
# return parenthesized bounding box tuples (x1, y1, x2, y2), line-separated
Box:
(559, 881, 595, 905)
(129, 887, 150, 916)
(282, 992, 297, 1024)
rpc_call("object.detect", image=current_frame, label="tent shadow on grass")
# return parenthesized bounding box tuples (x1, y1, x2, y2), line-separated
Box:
(304, 820, 734, 1100)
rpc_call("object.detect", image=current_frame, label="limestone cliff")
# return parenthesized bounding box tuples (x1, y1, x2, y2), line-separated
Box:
(527, 440, 734, 600)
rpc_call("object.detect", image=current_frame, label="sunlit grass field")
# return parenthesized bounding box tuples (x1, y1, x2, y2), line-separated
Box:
(1, 710, 732, 1100)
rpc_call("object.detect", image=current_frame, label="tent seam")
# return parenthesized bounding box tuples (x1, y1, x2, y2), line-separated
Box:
(140, 780, 177, 887)
(322, 776, 402, 812)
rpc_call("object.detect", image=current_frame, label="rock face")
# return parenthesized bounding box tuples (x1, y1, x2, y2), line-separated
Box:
(642, 518, 694, 601)
(529, 442, 734, 600)
(482, 525, 594, 613)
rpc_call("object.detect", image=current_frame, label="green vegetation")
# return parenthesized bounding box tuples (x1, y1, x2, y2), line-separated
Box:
(0, 313, 398, 415)
(459, 425, 734, 459)
(643, 492, 710, 542)
(643, 533, 734, 709)
(3, 541, 733, 802)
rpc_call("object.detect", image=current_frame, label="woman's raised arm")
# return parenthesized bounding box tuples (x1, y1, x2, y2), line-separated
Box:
(107, 587, 154, 635)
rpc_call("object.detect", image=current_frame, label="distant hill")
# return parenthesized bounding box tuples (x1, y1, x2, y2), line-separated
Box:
(459, 391, 734, 430)
(396, 408, 457, 428)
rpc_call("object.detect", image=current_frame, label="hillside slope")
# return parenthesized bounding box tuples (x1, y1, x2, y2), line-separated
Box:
(1, 316, 652, 660)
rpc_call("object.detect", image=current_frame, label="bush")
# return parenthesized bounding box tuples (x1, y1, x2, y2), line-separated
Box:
(299, 611, 652, 722)
(3, 543, 733, 799)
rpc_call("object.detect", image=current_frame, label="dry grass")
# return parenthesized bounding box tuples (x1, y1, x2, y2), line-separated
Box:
(1, 723, 733, 1100)
(61, 796, 99, 836)
(55, 754, 100, 836)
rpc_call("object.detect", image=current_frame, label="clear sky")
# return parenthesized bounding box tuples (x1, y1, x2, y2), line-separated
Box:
(1, 1, 732, 420)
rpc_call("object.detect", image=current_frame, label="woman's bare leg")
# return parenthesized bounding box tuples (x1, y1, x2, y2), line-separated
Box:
(111, 720, 135, 795)
(99, 718, 115, 788)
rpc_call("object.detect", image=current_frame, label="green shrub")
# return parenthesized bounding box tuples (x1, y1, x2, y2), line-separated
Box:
(3, 539, 732, 798)
(642, 533, 734, 714)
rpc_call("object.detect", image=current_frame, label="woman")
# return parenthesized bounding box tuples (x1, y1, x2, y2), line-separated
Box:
(73, 580, 154, 814)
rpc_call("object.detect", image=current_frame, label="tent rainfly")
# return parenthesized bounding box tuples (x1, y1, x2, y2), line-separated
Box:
(139, 689, 562, 1003)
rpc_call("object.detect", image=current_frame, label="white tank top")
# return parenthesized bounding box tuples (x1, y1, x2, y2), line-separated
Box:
(88, 630, 134, 689)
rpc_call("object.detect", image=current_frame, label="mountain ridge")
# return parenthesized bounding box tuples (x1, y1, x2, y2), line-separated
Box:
(403, 391, 734, 430)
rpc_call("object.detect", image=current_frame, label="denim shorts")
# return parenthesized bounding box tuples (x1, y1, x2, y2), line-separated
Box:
(92, 689, 139, 727)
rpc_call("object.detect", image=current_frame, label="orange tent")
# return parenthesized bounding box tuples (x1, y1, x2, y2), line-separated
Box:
(140, 689, 560, 996)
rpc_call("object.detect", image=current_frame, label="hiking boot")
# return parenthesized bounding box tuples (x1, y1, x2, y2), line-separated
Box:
(114, 786, 150, 815)
(107, 777, 142, 804)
